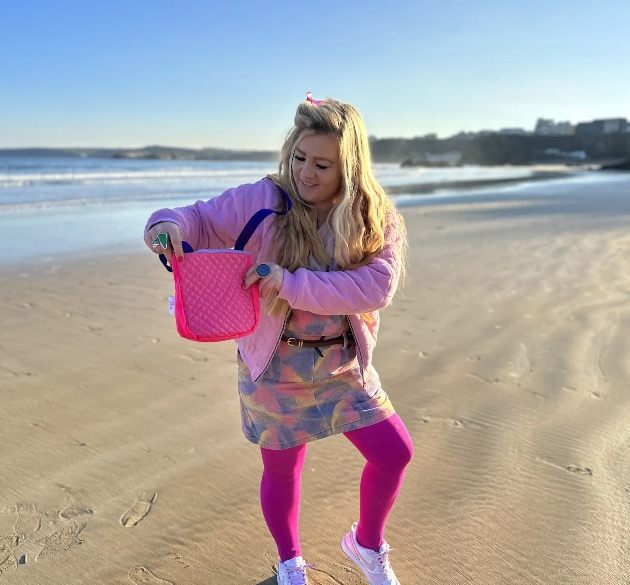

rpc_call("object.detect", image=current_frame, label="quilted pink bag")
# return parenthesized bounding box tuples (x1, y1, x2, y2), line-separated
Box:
(159, 186, 292, 342)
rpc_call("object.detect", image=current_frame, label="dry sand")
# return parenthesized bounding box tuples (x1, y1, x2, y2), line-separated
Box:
(2, 177, 630, 584)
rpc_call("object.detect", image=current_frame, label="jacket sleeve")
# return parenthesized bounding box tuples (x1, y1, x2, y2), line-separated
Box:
(276, 222, 403, 315)
(144, 184, 248, 250)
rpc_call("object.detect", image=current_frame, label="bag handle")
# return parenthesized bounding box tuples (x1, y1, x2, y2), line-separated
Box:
(159, 241, 194, 272)
(158, 184, 292, 272)
(234, 186, 292, 250)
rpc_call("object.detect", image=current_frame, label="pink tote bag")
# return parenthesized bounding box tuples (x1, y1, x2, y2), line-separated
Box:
(159, 185, 292, 342)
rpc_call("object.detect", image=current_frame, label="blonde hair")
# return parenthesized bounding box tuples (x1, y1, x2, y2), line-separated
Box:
(267, 97, 407, 314)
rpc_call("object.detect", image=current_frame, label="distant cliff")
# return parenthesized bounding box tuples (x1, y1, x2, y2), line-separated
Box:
(370, 133, 630, 165)
(0, 146, 279, 162)
(110, 146, 279, 162)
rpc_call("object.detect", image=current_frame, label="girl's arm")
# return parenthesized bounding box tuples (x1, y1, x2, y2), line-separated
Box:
(144, 184, 248, 250)
(276, 227, 403, 315)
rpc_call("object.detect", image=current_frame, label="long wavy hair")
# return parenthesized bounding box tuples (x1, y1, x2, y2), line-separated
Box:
(267, 97, 407, 315)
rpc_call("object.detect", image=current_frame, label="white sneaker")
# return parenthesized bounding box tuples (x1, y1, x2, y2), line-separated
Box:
(341, 523, 400, 585)
(276, 556, 315, 585)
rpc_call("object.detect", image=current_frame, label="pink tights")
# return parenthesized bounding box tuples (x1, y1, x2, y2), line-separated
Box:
(259, 414, 413, 561)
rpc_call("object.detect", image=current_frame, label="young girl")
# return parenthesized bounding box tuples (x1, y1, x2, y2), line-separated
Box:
(144, 96, 413, 585)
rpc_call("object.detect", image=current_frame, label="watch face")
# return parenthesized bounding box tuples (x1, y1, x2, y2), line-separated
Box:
(256, 264, 271, 277)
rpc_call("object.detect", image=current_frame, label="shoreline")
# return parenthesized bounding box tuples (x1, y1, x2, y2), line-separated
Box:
(2, 170, 627, 273)
(385, 168, 583, 196)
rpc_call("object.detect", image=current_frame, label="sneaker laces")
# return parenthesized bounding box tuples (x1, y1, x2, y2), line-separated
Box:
(375, 543, 395, 580)
(283, 561, 316, 585)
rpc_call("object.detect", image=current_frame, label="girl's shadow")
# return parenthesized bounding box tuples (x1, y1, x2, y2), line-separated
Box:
(255, 577, 277, 585)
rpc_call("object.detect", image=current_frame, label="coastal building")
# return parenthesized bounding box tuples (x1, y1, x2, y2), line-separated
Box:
(499, 128, 530, 135)
(544, 148, 587, 160)
(449, 132, 477, 141)
(534, 119, 575, 136)
(576, 118, 628, 135)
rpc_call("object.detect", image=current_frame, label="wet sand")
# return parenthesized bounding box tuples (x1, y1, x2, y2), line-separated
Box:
(2, 175, 630, 584)
(385, 167, 580, 196)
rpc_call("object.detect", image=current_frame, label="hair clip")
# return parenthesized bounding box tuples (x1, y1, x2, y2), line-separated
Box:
(306, 92, 326, 105)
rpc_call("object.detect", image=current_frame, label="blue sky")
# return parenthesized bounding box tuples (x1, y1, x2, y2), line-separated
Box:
(1, 0, 628, 149)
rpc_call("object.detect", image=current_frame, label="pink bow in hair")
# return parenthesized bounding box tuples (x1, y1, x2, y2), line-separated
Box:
(306, 92, 326, 105)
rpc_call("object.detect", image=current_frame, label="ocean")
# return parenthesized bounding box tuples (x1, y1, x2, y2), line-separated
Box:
(0, 156, 609, 268)
(0, 157, 545, 210)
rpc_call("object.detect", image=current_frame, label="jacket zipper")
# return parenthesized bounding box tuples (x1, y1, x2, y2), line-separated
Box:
(347, 316, 366, 387)
(253, 307, 291, 383)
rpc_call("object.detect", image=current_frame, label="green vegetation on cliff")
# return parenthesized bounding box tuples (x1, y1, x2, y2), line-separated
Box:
(370, 133, 630, 165)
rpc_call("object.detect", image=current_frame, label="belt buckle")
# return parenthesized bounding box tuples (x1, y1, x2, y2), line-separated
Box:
(286, 337, 303, 348)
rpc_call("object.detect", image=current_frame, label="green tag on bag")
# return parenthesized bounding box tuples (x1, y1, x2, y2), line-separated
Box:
(157, 233, 169, 249)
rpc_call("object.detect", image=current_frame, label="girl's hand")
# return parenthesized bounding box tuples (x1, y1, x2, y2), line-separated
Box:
(145, 222, 185, 264)
(243, 262, 285, 298)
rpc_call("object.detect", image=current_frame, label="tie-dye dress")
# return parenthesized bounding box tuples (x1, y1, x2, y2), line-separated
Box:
(237, 223, 395, 450)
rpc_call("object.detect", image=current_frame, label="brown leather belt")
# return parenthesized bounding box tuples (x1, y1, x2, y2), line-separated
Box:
(281, 332, 355, 348)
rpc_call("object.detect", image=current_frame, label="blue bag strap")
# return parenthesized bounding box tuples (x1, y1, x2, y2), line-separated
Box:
(158, 184, 292, 272)
(233, 186, 292, 251)
(159, 241, 194, 272)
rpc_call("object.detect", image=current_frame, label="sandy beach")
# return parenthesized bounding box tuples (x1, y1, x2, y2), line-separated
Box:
(2, 174, 630, 584)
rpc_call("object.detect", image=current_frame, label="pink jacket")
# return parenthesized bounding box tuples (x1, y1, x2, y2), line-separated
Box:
(145, 178, 403, 382)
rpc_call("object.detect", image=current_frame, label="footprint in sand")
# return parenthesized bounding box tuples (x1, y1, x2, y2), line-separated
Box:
(137, 336, 160, 344)
(120, 493, 157, 527)
(14, 504, 41, 539)
(36, 521, 86, 560)
(308, 567, 347, 585)
(0, 535, 19, 574)
(60, 505, 93, 520)
(565, 465, 593, 476)
(128, 566, 174, 584)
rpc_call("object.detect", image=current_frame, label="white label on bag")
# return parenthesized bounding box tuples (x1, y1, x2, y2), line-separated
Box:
(168, 296, 175, 315)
